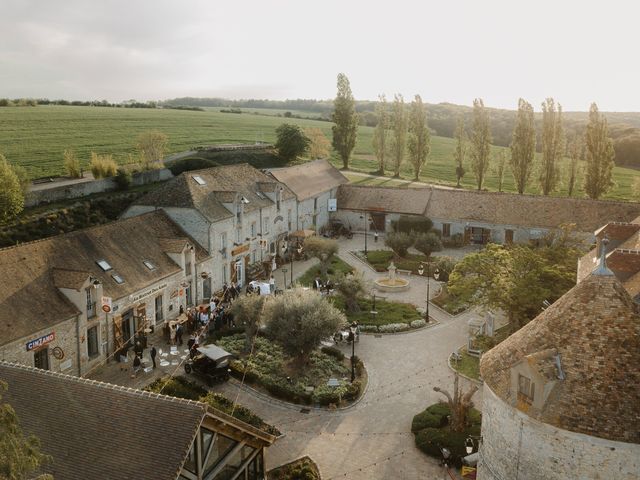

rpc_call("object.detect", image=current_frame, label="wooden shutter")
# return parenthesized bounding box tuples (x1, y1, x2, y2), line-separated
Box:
(464, 227, 471, 245)
(113, 315, 123, 351)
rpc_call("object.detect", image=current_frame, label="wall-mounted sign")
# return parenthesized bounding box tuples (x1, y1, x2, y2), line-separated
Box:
(231, 244, 250, 256)
(328, 198, 337, 212)
(170, 289, 179, 299)
(60, 359, 73, 371)
(129, 283, 167, 303)
(101, 296, 112, 313)
(26, 332, 55, 352)
(52, 346, 64, 360)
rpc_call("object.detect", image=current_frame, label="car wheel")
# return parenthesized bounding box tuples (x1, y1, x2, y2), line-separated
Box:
(184, 364, 192, 374)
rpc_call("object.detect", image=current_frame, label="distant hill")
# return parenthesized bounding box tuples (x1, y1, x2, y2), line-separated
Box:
(162, 97, 640, 168)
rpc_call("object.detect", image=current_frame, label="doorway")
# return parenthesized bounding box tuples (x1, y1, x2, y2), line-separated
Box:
(505, 229, 514, 245)
(202, 277, 212, 301)
(370, 213, 385, 232)
(34, 348, 49, 370)
(122, 309, 134, 347)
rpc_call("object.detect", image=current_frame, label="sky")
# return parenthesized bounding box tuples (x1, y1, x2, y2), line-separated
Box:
(1, 0, 639, 111)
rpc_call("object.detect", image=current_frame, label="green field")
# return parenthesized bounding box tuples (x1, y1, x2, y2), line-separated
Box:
(0, 105, 637, 200)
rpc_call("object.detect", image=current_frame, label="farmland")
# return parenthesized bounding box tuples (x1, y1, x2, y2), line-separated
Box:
(0, 105, 638, 201)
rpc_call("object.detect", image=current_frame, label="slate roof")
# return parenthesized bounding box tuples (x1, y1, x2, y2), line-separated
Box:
(336, 184, 640, 232)
(132, 164, 295, 222)
(0, 361, 206, 480)
(269, 159, 349, 200)
(480, 273, 640, 443)
(0, 211, 208, 346)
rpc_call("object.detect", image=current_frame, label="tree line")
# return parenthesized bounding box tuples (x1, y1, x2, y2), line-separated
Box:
(330, 74, 617, 200)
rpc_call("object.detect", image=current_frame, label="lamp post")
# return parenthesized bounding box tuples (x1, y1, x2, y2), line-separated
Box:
(359, 213, 368, 257)
(418, 263, 430, 322)
(282, 267, 288, 290)
(349, 323, 357, 382)
(441, 447, 451, 480)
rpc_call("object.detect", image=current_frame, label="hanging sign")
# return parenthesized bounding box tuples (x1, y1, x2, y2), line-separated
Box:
(101, 296, 112, 313)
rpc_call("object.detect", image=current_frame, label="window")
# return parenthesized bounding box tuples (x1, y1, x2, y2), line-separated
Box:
(34, 348, 49, 370)
(192, 175, 206, 185)
(313, 197, 318, 211)
(251, 221, 256, 237)
(111, 273, 125, 284)
(186, 281, 193, 306)
(251, 250, 256, 263)
(203, 432, 237, 476)
(86, 288, 96, 318)
(185, 260, 192, 276)
(87, 326, 99, 358)
(263, 217, 270, 234)
(236, 226, 241, 244)
(155, 294, 164, 323)
(518, 374, 535, 403)
(276, 191, 281, 211)
(442, 223, 451, 238)
(287, 209, 292, 231)
(143, 260, 156, 270)
(202, 277, 212, 300)
(222, 264, 227, 284)
(96, 259, 112, 271)
(220, 233, 227, 258)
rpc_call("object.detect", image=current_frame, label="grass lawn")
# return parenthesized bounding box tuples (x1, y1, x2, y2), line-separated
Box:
(450, 348, 480, 380)
(330, 296, 421, 326)
(296, 255, 353, 286)
(362, 250, 432, 275)
(431, 286, 468, 315)
(217, 334, 363, 406)
(3, 105, 639, 201)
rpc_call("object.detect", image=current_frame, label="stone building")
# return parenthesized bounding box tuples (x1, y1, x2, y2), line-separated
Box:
(267, 159, 348, 232)
(0, 211, 211, 376)
(577, 216, 640, 302)
(477, 251, 640, 479)
(334, 184, 640, 244)
(0, 361, 276, 479)
(123, 164, 296, 289)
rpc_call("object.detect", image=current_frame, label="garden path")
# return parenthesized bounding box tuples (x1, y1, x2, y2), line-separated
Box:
(213, 235, 480, 479)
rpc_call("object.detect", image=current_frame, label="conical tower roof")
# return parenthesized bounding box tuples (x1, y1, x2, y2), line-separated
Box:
(480, 273, 640, 443)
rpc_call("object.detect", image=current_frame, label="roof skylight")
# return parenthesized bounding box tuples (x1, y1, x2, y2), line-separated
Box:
(256, 191, 266, 199)
(96, 260, 112, 271)
(111, 273, 125, 285)
(192, 175, 206, 185)
(143, 260, 156, 270)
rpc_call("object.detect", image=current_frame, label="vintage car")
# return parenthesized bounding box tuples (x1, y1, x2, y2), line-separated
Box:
(184, 344, 234, 386)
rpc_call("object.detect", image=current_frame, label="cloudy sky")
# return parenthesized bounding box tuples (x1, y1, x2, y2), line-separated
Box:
(1, 0, 638, 111)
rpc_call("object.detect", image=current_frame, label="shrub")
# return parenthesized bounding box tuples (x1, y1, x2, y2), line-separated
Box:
(167, 157, 220, 176)
(414, 231, 443, 258)
(200, 393, 281, 436)
(443, 233, 464, 248)
(63, 149, 82, 178)
(391, 215, 433, 234)
(378, 323, 410, 333)
(411, 411, 444, 432)
(89, 152, 117, 178)
(114, 168, 131, 190)
(410, 319, 427, 329)
(433, 256, 458, 282)
(321, 345, 345, 361)
(359, 324, 378, 332)
(415, 427, 470, 464)
(384, 231, 415, 257)
(144, 376, 206, 400)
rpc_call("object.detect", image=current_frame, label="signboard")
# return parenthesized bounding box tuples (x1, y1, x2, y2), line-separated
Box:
(129, 283, 167, 303)
(60, 359, 73, 371)
(26, 332, 55, 352)
(101, 296, 112, 313)
(461, 466, 477, 479)
(327, 198, 337, 212)
(231, 244, 250, 257)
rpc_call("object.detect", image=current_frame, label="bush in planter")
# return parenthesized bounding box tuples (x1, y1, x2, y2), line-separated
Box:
(378, 322, 410, 333)
(411, 411, 445, 432)
(384, 231, 415, 257)
(359, 324, 378, 333)
(410, 319, 427, 328)
(321, 345, 345, 361)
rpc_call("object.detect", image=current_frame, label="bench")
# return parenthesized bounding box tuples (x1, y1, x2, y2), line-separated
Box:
(451, 352, 462, 363)
(397, 269, 412, 276)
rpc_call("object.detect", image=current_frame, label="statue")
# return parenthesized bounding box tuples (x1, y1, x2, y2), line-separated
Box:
(388, 261, 397, 284)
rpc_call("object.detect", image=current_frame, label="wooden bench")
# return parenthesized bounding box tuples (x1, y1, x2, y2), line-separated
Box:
(397, 269, 412, 276)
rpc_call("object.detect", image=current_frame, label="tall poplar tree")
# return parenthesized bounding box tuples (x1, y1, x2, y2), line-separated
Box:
(539, 98, 564, 195)
(453, 117, 466, 187)
(331, 73, 358, 170)
(407, 94, 431, 180)
(509, 98, 535, 194)
(372, 94, 389, 175)
(495, 151, 508, 192)
(584, 103, 615, 199)
(566, 134, 582, 197)
(470, 98, 492, 190)
(390, 94, 408, 178)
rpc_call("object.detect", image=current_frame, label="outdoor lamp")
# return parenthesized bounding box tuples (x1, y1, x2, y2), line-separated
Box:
(433, 268, 441, 281)
(441, 447, 451, 463)
(465, 437, 474, 454)
(91, 278, 101, 289)
(418, 264, 424, 276)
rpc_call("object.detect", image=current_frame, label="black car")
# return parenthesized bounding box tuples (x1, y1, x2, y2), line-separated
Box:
(184, 344, 234, 386)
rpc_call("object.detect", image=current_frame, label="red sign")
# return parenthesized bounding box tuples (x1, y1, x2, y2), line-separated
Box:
(26, 332, 55, 351)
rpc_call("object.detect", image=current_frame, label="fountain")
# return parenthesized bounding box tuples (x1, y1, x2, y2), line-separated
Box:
(374, 261, 410, 293)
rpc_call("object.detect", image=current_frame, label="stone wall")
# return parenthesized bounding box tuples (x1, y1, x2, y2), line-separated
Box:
(25, 168, 173, 207)
(478, 384, 640, 480)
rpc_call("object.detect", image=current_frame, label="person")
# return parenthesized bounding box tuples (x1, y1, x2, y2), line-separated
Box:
(209, 296, 217, 314)
(313, 276, 322, 291)
(176, 323, 184, 345)
(132, 354, 141, 377)
(170, 323, 177, 345)
(150, 344, 157, 369)
(269, 275, 275, 294)
(133, 341, 143, 358)
(179, 304, 184, 315)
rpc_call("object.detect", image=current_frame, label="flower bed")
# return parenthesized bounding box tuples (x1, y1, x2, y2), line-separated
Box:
(330, 296, 421, 326)
(297, 256, 353, 286)
(217, 334, 364, 406)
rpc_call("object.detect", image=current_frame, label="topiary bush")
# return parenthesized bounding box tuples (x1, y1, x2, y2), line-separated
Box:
(321, 345, 345, 361)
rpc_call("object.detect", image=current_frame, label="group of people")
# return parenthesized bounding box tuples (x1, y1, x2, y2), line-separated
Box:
(312, 276, 334, 295)
(130, 339, 158, 376)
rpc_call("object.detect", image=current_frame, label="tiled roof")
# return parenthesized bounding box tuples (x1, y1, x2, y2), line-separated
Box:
(0, 361, 206, 480)
(0, 211, 209, 345)
(133, 164, 295, 222)
(480, 274, 640, 443)
(336, 185, 430, 215)
(336, 184, 640, 232)
(269, 159, 349, 200)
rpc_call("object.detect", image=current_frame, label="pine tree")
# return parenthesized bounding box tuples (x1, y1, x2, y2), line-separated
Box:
(390, 94, 408, 178)
(331, 73, 358, 170)
(584, 103, 615, 199)
(453, 117, 466, 187)
(539, 98, 564, 195)
(470, 99, 492, 190)
(509, 98, 535, 194)
(372, 94, 389, 175)
(407, 94, 431, 181)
